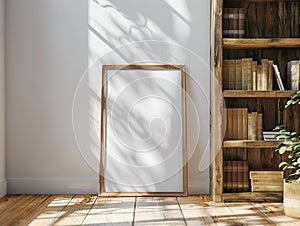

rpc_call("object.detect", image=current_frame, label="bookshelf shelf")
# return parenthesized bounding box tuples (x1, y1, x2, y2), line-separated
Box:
(223, 192, 282, 202)
(223, 38, 300, 49)
(223, 140, 280, 148)
(223, 90, 293, 98)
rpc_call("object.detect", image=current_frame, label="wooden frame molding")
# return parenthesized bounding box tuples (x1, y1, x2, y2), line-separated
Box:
(210, 0, 224, 202)
(99, 64, 187, 197)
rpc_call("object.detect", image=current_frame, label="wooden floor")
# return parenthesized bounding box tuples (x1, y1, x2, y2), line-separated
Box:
(0, 195, 300, 225)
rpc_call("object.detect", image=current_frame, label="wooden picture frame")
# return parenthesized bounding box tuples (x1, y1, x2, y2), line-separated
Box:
(100, 65, 187, 196)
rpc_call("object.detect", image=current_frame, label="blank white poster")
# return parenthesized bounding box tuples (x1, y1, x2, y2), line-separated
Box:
(102, 66, 185, 193)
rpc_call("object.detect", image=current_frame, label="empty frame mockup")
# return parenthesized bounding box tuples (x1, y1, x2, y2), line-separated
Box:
(100, 65, 187, 196)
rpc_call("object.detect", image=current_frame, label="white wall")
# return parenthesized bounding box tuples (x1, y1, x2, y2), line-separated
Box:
(6, 0, 210, 194)
(0, 0, 6, 198)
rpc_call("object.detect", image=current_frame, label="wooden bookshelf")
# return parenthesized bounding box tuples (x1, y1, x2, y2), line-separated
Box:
(223, 90, 293, 98)
(223, 38, 300, 49)
(210, 0, 300, 202)
(223, 140, 280, 148)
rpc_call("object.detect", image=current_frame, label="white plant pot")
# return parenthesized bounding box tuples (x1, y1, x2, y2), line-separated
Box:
(283, 179, 300, 218)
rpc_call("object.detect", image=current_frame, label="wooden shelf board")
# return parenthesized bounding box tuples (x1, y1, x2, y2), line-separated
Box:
(223, 192, 283, 202)
(223, 38, 300, 49)
(223, 140, 280, 148)
(223, 90, 293, 98)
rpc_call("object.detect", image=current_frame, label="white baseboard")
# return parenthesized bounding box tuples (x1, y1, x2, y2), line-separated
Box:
(7, 177, 98, 194)
(6, 177, 209, 195)
(188, 178, 210, 195)
(0, 179, 7, 198)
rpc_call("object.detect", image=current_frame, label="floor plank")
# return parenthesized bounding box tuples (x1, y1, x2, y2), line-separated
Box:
(178, 196, 243, 225)
(82, 197, 135, 225)
(252, 202, 300, 226)
(6, 195, 50, 226)
(226, 202, 275, 225)
(52, 195, 97, 225)
(28, 195, 74, 226)
(134, 197, 186, 225)
(0, 195, 39, 225)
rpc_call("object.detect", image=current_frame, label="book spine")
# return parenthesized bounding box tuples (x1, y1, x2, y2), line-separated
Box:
(237, 161, 243, 192)
(232, 8, 239, 38)
(228, 60, 236, 90)
(257, 65, 263, 91)
(228, 161, 232, 192)
(292, 61, 300, 90)
(223, 60, 229, 90)
(252, 112, 258, 140)
(226, 109, 233, 140)
(268, 60, 273, 90)
(232, 161, 238, 192)
(232, 109, 238, 140)
(242, 58, 248, 90)
(260, 59, 269, 91)
(248, 113, 253, 140)
(223, 161, 228, 192)
(242, 108, 248, 139)
(243, 161, 249, 192)
(223, 8, 229, 38)
(252, 61, 257, 91)
(247, 58, 253, 90)
(235, 59, 242, 90)
(273, 64, 284, 90)
(257, 113, 263, 140)
(238, 8, 245, 38)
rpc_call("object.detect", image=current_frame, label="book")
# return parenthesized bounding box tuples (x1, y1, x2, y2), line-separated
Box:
(251, 112, 258, 140)
(248, 113, 253, 140)
(238, 8, 245, 38)
(252, 61, 257, 91)
(224, 160, 249, 192)
(250, 171, 283, 192)
(273, 64, 284, 90)
(260, 59, 269, 91)
(222, 60, 229, 90)
(257, 65, 263, 91)
(268, 60, 274, 90)
(246, 59, 253, 90)
(242, 58, 252, 90)
(237, 161, 243, 191)
(287, 60, 300, 90)
(257, 113, 263, 140)
(223, 8, 229, 37)
(229, 60, 236, 90)
(235, 59, 242, 90)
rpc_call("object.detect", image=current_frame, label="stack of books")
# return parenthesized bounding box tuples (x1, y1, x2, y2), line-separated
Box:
(223, 8, 245, 38)
(225, 108, 248, 140)
(263, 131, 285, 141)
(287, 60, 300, 90)
(225, 109, 263, 141)
(224, 160, 249, 192)
(250, 171, 283, 192)
(223, 58, 274, 90)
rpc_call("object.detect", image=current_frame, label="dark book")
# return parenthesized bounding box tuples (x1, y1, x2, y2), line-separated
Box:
(242, 161, 249, 191)
(238, 8, 245, 38)
(222, 60, 229, 90)
(223, 8, 229, 38)
(237, 161, 243, 192)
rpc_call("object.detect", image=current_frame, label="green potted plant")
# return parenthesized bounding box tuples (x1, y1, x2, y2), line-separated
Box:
(274, 90, 300, 218)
